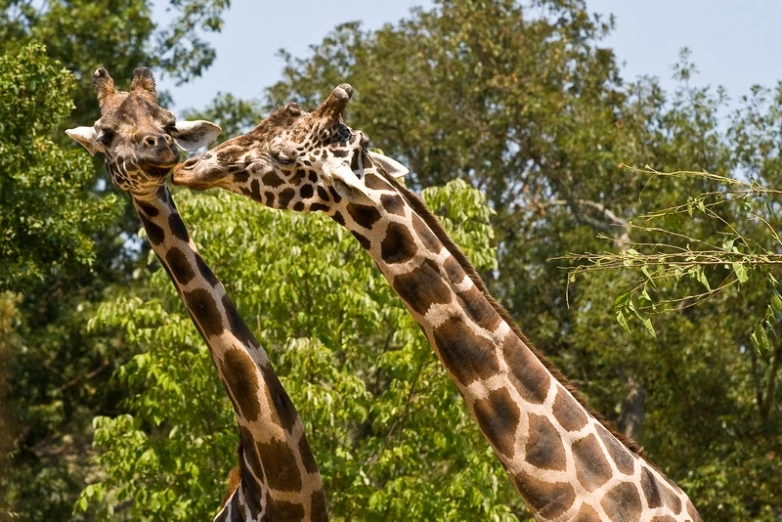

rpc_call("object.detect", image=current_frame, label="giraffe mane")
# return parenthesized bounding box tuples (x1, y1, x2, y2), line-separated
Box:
(223, 461, 242, 506)
(375, 168, 657, 467)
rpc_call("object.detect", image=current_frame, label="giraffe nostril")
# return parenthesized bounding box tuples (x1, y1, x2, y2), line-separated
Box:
(182, 157, 198, 169)
(144, 136, 158, 147)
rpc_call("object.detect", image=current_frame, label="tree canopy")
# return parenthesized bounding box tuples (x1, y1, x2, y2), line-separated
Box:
(1, 0, 780, 521)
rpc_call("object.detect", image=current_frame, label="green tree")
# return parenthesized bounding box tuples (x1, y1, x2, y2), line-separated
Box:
(1, 0, 231, 124)
(77, 182, 521, 521)
(0, 45, 124, 521)
(0, 2, 232, 520)
(261, 1, 780, 519)
(0, 44, 118, 290)
(5, 0, 781, 519)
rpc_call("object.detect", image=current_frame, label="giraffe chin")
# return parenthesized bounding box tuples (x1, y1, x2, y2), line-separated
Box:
(140, 163, 177, 179)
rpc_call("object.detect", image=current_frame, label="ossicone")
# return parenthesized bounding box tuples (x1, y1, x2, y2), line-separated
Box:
(130, 67, 157, 101)
(313, 83, 354, 124)
(92, 67, 116, 109)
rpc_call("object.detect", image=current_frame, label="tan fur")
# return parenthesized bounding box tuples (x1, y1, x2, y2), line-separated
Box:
(376, 168, 655, 466)
(224, 464, 242, 505)
(130, 68, 157, 101)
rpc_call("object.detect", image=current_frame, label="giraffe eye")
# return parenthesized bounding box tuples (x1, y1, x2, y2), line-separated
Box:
(96, 130, 115, 144)
(271, 151, 296, 166)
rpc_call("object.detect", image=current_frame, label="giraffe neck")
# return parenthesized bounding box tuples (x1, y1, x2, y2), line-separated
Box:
(329, 171, 701, 522)
(130, 186, 327, 522)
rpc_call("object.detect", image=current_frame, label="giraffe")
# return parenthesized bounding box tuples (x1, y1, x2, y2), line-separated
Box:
(172, 84, 703, 522)
(66, 67, 328, 522)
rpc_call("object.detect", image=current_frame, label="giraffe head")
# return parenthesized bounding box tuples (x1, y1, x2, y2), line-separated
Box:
(66, 67, 221, 199)
(172, 84, 408, 209)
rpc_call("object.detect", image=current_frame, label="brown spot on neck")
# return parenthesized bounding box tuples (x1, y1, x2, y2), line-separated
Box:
(411, 213, 441, 254)
(183, 288, 224, 337)
(472, 388, 520, 459)
(310, 489, 329, 522)
(525, 413, 567, 471)
(391, 258, 452, 316)
(164, 247, 195, 285)
(381, 222, 418, 264)
(380, 193, 406, 216)
(572, 434, 612, 491)
(221, 350, 262, 422)
(595, 424, 636, 475)
(455, 285, 502, 331)
(278, 188, 296, 208)
(365, 172, 394, 192)
(431, 316, 501, 386)
(501, 334, 551, 404)
(264, 170, 285, 188)
(552, 385, 588, 431)
(346, 202, 382, 229)
(601, 482, 642, 522)
(257, 438, 303, 492)
(514, 470, 575, 520)
(168, 213, 190, 243)
(138, 211, 165, 245)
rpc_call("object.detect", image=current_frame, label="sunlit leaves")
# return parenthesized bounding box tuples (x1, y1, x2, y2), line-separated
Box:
(0, 44, 119, 291)
(80, 181, 520, 520)
(263, 1, 782, 519)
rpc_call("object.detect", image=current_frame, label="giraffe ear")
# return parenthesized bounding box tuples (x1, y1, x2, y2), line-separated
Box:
(325, 163, 375, 205)
(65, 126, 105, 156)
(332, 177, 375, 206)
(368, 151, 409, 178)
(171, 120, 222, 152)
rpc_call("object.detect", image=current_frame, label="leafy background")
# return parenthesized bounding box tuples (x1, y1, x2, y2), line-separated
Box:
(1, 0, 780, 520)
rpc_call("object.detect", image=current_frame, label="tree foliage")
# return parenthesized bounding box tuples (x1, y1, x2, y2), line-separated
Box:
(4, 0, 782, 520)
(0, 44, 119, 290)
(261, 1, 781, 519)
(1, 0, 231, 123)
(77, 183, 521, 521)
(0, 2, 231, 520)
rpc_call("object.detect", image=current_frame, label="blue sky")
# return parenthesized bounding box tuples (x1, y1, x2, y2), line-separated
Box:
(156, 0, 782, 112)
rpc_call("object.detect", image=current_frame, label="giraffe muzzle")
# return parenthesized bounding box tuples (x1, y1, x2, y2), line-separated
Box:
(137, 135, 179, 171)
(172, 157, 223, 190)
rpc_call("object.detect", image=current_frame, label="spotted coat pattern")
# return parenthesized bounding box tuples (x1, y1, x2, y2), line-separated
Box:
(175, 85, 702, 522)
(73, 68, 327, 522)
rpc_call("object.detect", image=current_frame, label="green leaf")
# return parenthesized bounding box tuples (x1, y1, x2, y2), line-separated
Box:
(614, 291, 633, 308)
(732, 263, 749, 284)
(640, 315, 657, 337)
(616, 309, 630, 333)
(695, 266, 711, 291)
(751, 324, 771, 356)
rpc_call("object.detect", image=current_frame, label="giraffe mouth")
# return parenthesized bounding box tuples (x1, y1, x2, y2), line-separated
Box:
(172, 159, 225, 189)
(140, 162, 178, 178)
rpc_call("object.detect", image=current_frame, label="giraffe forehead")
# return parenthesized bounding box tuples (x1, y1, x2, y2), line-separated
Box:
(100, 93, 173, 132)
